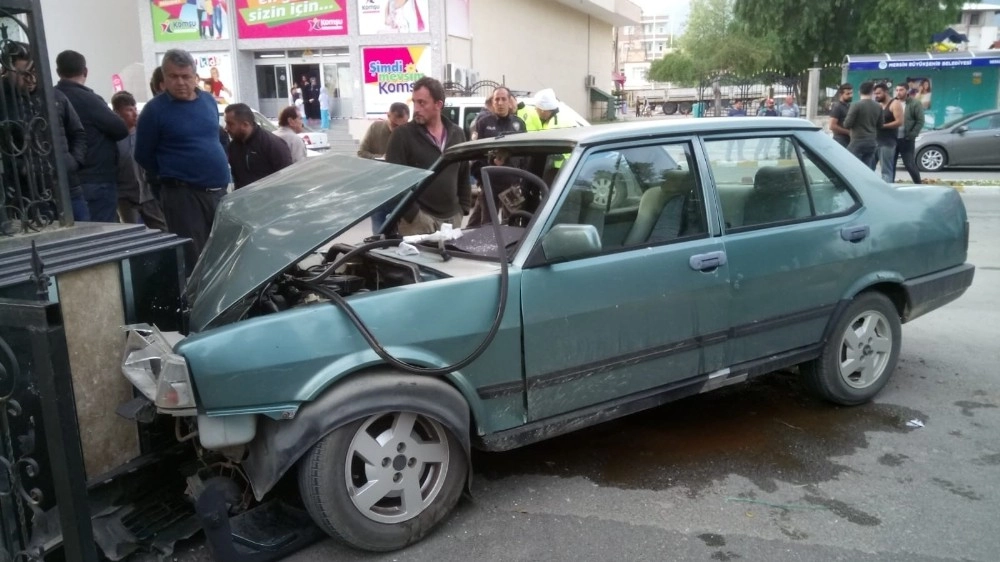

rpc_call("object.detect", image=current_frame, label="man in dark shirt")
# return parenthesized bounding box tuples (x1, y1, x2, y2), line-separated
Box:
(55, 50, 129, 222)
(843, 81, 884, 170)
(828, 83, 853, 148)
(467, 86, 526, 227)
(874, 82, 903, 182)
(385, 76, 470, 236)
(896, 86, 925, 184)
(135, 49, 231, 275)
(224, 103, 293, 189)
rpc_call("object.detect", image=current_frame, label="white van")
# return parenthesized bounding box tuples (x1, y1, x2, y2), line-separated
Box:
(443, 95, 590, 138)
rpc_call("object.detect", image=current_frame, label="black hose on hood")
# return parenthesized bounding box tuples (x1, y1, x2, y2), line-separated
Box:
(295, 167, 510, 376)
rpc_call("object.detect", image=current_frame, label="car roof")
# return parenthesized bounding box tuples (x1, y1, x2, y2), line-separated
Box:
(445, 117, 820, 157)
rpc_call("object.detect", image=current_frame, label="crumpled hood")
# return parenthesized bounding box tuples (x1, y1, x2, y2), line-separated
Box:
(185, 154, 431, 332)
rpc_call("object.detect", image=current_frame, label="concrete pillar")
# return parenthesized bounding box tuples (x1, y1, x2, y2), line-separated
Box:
(806, 65, 821, 121)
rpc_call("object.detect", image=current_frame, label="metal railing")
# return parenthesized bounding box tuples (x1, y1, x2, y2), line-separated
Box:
(0, 0, 73, 237)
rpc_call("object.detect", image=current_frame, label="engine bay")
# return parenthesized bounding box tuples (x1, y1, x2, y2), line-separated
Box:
(249, 243, 431, 318)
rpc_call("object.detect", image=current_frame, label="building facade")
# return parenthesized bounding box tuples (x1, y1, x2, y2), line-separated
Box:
(29, 0, 639, 122)
(615, 10, 677, 102)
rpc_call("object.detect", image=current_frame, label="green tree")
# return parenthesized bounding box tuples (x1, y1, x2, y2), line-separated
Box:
(648, 0, 776, 84)
(733, 0, 964, 73)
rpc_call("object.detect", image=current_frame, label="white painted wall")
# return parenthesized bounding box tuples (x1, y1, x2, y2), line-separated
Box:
(465, 0, 616, 115)
(39, 0, 144, 100)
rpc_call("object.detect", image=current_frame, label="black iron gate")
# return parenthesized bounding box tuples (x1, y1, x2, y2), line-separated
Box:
(0, 254, 97, 561)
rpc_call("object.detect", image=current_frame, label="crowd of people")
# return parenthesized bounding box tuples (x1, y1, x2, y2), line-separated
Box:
(7, 43, 573, 272)
(829, 81, 924, 184)
(9, 47, 304, 274)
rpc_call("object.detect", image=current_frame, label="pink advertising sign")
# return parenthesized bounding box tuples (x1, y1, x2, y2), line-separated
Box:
(235, 0, 347, 39)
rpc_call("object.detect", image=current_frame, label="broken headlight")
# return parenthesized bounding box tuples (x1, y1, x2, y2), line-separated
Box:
(121, 324, 196, 415)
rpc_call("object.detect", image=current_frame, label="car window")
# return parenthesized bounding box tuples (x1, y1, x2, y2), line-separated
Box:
(548, 142, 707, 252)
(704, 136, 858, 230)
(442, 107, 460, 126)
(964, 115, 1000, 131)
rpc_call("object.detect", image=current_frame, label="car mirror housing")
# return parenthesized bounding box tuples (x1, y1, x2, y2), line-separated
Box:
(541, 224, 602, 262)
(955, 125, 969, 134)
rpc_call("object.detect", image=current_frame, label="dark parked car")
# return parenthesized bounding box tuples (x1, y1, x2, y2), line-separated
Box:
(915, 109, 1000, 171)
(122, 118, 974, 553)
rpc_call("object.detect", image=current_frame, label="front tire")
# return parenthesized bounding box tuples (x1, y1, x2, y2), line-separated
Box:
(803, 292, 901, 406)
(917, 146, 947, 172)
(298, 411, 467, 552)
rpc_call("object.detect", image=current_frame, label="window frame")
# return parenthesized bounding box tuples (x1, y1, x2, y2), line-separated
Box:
(524, 137, 713, 267)
(698, 132, 863, 234)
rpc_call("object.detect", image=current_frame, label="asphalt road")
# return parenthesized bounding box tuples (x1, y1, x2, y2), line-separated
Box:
(142, 188, 1000, 562)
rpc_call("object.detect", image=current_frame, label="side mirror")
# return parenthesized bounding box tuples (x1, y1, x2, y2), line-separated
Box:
(955, 125, 969, 135)
(541, 224, 601, 262)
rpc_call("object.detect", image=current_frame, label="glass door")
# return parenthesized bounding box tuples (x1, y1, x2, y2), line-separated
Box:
(255, 63, 288, 118)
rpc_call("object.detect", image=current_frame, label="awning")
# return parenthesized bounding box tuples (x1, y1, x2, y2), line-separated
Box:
(589, 86, 616, 102)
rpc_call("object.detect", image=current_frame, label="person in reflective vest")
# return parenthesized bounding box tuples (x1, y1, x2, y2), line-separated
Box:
(523, 88, 571, 169)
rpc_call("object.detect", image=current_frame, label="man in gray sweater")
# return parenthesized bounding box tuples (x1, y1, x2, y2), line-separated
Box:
(843, 81, 884, 170)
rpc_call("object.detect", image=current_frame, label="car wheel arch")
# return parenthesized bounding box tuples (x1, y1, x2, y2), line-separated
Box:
(240, 370, 474, 502)
(821, 278, 906, 344)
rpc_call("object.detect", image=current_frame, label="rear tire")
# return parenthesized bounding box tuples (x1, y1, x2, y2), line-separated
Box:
(298, 411, 467, 552)
(802, 292, 901, 406)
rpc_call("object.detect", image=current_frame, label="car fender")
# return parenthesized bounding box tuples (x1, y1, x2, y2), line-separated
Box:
(816, 272, 907, 344)
(295, 347, 491, 435)
(241, 372, 472, 501)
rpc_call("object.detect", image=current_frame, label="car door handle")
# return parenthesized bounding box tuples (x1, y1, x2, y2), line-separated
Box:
(841, 225, 869, 243)
(689, 251, 727, 272)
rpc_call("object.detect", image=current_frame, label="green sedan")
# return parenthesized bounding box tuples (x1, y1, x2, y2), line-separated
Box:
(122, 117, 974, 553)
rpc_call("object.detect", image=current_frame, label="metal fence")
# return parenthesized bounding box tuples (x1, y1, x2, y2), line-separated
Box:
(0, 0, 72, 237)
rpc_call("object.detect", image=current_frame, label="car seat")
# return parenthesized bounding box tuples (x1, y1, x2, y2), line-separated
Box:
(742, 166, 811, 227)
(622, 170, 694, 245)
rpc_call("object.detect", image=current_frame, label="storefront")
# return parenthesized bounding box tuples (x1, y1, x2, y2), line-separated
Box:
(139, 0, 445, 120)
(134, 0, 636, 123)
(252, 49, 352, 118)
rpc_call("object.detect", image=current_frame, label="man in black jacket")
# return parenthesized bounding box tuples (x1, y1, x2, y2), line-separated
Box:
(385, 76, 470, 236)
(55, 50, 128, 222)
(224, 103, 293, 189)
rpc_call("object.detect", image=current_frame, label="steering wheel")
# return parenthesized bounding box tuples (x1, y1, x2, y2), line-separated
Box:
(481, 166, 550, 227)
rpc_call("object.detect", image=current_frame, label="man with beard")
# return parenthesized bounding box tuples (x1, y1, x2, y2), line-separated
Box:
(895, 85, 925, 184)
(224, 103, 293, 189)
(828, 83, 853, 148)
(874, 82, 903, 182)
(385, 76, 469, 236)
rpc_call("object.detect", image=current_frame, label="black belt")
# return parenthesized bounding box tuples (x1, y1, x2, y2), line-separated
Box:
(160, 178, 224, 192)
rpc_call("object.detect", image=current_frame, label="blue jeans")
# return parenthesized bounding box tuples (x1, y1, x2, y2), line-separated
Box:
(70, 191, 90, 222)
(320, 109, 330, 130)
(81, 182, 119, 222)
(877, 141, 897, 183)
